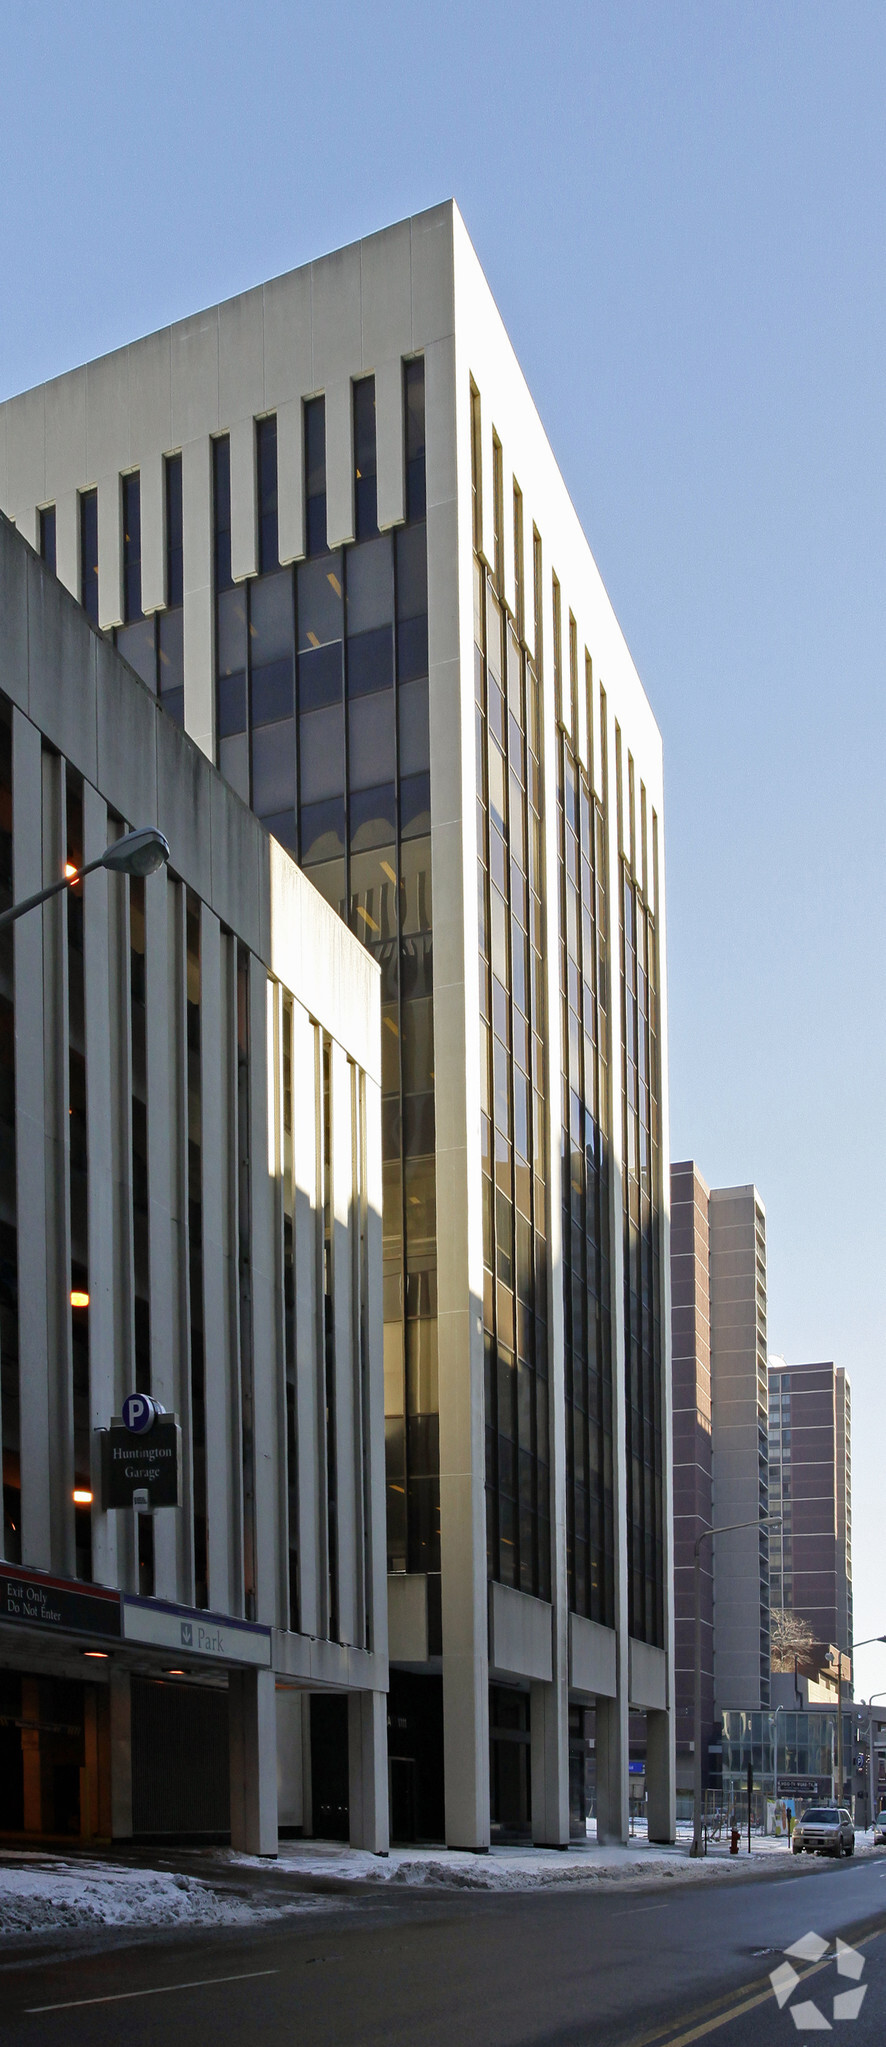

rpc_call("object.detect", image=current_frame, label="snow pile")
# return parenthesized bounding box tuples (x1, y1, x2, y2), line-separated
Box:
(0, 1855, 294, 1935)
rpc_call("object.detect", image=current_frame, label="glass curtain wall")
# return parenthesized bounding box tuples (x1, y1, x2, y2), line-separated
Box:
(474, 436, 550, 1599)
(212, 365, 435, 1610)
(620, 848, 664, 1647)
(556, 656, 615, 1627)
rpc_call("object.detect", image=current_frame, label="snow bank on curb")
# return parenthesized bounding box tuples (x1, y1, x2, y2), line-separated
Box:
(0, 1859, 304, 1936)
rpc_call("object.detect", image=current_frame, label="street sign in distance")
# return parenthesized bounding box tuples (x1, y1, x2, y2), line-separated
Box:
(100, 1416, 181, 1509)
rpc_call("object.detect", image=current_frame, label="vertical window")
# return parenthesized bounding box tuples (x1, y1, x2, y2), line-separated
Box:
(620, 861, 663, 1647)
(214, 436, 248, 799)
(165, 454, 184, 607)
(122, 473, 142, 623)
(304, 398, 327, 558)
(237, 946, 257, 1620)
(552, 575, 563, 728)
(281, 996, 299, 1630)
(129, 871, 153, 1597)
(353, 378, 378, 541)
(256, 415, 279, 574)
(117, 474, 158, 693)
(79, 489, 98, 626)
(513, 484, 524, 642)
(322, 1036, 338, 1638)
(213, 436, 233, 593)
(39, 507, 57, 575)
(185, 892, 208, 1607)
(470, 383, 482, 554)
(66, 778, 92, 1582)
(158, 453, 184, 726)
(404, 358, 426, 521)
(492, 434, 504, 595)
(0, 703, 20, 1563)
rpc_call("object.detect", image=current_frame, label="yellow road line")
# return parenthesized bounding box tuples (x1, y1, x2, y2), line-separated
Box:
(622, 1918, 886, 2047)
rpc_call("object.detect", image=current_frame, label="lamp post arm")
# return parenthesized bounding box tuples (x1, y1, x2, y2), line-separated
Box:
(0, 851, 107, 932)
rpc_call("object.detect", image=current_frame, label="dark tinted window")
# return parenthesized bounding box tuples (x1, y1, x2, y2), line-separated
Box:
(257, 415, 279, 574)
(353, 377, 377, 540)
(213, 436, 233, 592)
(304, 397, 326, 557)
(405, 358, 426, 521)
(39, 506, 56, 574)
(165, 454, 183, 607)
(79, 489, 98, 625)
(122, 473, 142, 623)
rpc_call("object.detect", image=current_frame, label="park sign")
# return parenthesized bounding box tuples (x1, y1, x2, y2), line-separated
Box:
(100, 1411, 181, 1509)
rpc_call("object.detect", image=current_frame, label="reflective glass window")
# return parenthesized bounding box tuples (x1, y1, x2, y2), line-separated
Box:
(398, 679, 430, 777)
(348, 691, 396, 789)
(252, 718, 295, 817)
(353, 377, 378, 540)
(79, 489, 99, 625)
(299, 704, 344, 803)
(256, 414, 279, 573)
(404, 358, 426, 521)
(304, 396, 326, 556)
(213, 437, 233, 592)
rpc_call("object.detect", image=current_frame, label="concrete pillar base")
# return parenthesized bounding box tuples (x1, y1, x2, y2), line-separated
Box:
(596, 1694, 628, 1844)
(530, 1678, 570, 1846)
(230, 1666, 278, 1856)
(348, 1690, 389, 1853)
(646, 1706, 675, 1843)
(109, 1670, 133, 1840)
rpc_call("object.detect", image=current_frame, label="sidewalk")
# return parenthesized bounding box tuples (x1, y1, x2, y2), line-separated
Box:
(0, 1825, 882, 1939)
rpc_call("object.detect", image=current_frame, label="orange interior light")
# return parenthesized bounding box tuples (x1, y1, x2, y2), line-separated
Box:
(70, 1290, 90, 1308)
(64, 862, 78, 879)
(73, 1488, 93, 1505)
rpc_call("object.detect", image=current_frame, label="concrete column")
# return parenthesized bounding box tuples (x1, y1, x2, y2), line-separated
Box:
(80, 1687, 100, 1841)
(646, 1707, 676, 1844)
(109, 1670, 133, 1840)
(21, 1677, 42, 1834)
(348, 1690, 390, 1854)
(530, 1678, 569, 1846)
(229, 1666, 278, 1856)
(276, 1687, 305, 1834)
(596, 1694, 628, 1845)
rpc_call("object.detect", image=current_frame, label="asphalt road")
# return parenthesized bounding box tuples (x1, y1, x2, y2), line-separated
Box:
(2, 1855, 886, 2047)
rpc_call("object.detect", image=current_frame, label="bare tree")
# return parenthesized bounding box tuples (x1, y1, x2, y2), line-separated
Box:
(770, 1607, 815, 1671)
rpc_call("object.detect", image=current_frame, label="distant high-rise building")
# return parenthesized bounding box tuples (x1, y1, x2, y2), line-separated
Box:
(671, 1167, 769, 1792)
(768, 1359, 853, 1670)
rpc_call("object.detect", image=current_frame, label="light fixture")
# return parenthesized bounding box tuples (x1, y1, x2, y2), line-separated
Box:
(165, 1669, 185, 1677)
(101, 826, 170, 879)
(64, 862, 78, 879)
(72, 1488, 93, 1505)
(83, 1650, 108, 1659)
(70, 1290, 90, 1309)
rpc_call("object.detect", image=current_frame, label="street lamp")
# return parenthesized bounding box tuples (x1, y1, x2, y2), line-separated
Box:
(690, 1513, 781, 1858)
(770, 1702, 786, 1806)
(835, 1636, 886, 1808)
(863, 1692, 886, 1824)
(0, 826, 170, 932)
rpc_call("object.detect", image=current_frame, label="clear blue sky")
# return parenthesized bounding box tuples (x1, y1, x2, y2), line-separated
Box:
(3, 0, 884, 1690)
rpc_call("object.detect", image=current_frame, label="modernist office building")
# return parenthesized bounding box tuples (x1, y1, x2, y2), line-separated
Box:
(0, 510, 387, 1850)
(0, 201, 675, 1846)
(671, 1164, 770, 1793)
(768, 1359, 852, 1668)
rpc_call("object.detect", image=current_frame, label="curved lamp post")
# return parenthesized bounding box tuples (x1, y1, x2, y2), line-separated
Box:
(0, 826, 170, 931)
(835, 1636, 886, 1807)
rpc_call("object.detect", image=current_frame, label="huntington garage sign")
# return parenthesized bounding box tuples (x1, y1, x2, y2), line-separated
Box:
(100, 1397, 181, 1509)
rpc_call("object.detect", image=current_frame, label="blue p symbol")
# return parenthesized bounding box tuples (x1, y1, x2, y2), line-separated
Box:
(122, 1394, 153, 1434)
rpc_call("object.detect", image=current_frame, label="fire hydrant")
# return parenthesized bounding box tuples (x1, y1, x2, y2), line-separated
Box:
(730, 1824, 740, 1855)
